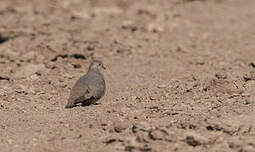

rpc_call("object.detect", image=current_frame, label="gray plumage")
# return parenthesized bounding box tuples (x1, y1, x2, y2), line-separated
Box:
(65, 60, 106, 108)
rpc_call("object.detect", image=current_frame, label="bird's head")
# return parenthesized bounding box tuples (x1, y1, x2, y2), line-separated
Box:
(89, 60, 106, 71)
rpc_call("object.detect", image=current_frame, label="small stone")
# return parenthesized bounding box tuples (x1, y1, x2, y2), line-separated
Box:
(60, 83, 67, 88)
(241, 92, 251, 97)
(72, 64, 82, 69)
(0, 34, 9, 44)
(7, 139, 13, 144)
(114, 127, 123, 133)
(244, 99, 252, 105)
(136, 135, 149, 143)
(15, 84, 27, 94)
(125, 146, 135, 152)
(104, 139, 117, 145)
(184, 132, 209, 146)
(147, 22, 164, 32)
(149, 96, 156, 100)
(215, 73, 227, 79)
(228, 139, 241, 149)
(87, 45, 95, 51)
(0, 76, 10, 81)
(30, 74, 39, 80)
(112, 121, 128, 133)
(132, 125, 138, 133)
(186, 136, 200, 146)
(243, 74, 255, 82)
(131, 96, 141, 102)
(44, 61, 56, 69)
(189, 124, 196, 129)
(157, 84, 168, 88)
(206, 125, 214, 131)
(77, 134, 82, 139)
(148, 129, 168, 140)
(51, 90, 58, 95)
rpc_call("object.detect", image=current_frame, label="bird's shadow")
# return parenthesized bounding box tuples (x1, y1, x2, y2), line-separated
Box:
(81, 102, 101, 107)
(71, 102, 101, 108)
(74, 98, 101, 107)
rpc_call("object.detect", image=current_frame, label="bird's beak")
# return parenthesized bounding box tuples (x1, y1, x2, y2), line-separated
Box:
(102, 65, 106, 70)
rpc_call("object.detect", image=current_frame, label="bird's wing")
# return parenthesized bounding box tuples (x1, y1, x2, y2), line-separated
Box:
(67, 78, 89, 103)
(83, 87, 94, 100)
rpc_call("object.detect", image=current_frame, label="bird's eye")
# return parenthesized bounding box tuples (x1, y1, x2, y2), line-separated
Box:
(99, 63, 101, 66)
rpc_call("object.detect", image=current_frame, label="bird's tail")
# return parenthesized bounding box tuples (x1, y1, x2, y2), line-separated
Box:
(65, 100, 75, 108)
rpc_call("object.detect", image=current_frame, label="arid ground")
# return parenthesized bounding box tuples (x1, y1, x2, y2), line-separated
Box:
(0, 0, 255, 152)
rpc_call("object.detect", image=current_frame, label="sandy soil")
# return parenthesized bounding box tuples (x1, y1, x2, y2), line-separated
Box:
(0, 0, 255, 152)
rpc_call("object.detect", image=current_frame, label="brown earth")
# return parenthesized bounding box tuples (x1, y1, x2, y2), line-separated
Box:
(0, 0, 255, 152)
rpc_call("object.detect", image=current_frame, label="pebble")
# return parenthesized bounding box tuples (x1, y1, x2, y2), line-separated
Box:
(228, 139, 241, 149)
(184, 132, 209, 146)
(149, 96, 156, 100)
(15, 84, 27, 94)
(241, 92, 251, 97)
(244, 99, 252, 105)
(157, 84, 168, 88)
(63, 74, 74, 79)
(112, 121, 128, 133)
(148, 129, 168, 140)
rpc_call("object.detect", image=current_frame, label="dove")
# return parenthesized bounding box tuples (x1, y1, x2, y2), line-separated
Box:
(65, 60, 106, 108)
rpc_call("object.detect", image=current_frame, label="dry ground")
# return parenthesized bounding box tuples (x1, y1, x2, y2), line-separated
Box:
(0, 0, 255, 152)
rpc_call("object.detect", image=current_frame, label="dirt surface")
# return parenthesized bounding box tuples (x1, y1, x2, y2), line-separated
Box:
(0, 0, 255, 151)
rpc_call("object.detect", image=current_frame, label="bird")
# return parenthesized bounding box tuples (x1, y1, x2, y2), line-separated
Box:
(65, 60, 106, 108)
